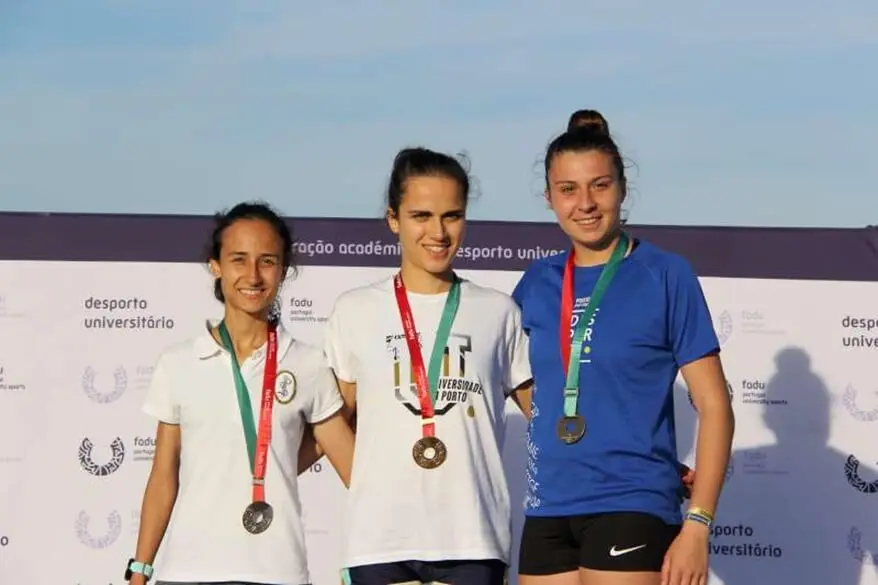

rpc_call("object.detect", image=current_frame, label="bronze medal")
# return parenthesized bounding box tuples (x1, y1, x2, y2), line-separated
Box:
(412, 436, 447, 469)
(556, 415, 586, 445)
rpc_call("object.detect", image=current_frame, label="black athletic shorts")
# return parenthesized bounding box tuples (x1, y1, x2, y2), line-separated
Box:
(518, 512, 681, 574)
(346, 559, 506, 585)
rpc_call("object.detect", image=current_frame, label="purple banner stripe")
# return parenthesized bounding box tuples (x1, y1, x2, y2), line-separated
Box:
(1, 212, 877, 281)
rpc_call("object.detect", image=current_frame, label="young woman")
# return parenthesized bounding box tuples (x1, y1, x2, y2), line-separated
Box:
(125, 202, 355, 585)
(513, 117, 734, 585)
(301, 147, 534, 585)
(566, 108, 698, 495)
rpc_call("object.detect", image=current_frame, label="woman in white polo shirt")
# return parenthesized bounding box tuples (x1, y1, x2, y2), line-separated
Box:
(125, 202, 355, 585)
(299, 147, 534, 585)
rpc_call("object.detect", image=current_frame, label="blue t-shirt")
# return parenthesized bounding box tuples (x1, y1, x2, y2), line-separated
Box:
(511, 239, 719, 525)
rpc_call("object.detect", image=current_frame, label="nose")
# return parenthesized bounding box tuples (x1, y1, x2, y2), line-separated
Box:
(429, 217, 448, 241)
(247, 259, 262, 282)
(575, 187, 598, 211)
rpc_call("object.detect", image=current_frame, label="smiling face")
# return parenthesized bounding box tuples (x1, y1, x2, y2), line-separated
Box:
(208, 218, 285, 318)
(387, 174, 466, 278)
(545, 149, 626, 250)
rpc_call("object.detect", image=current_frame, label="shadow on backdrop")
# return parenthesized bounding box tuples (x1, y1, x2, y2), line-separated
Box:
(675, 347, 877, 584)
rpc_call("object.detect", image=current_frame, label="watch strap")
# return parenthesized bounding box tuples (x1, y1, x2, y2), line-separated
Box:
(127, 559, 155, 580)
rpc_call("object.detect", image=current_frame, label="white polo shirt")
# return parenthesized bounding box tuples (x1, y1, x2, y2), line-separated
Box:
(142, 321, 343, 585)
(325, 277, 532, 568)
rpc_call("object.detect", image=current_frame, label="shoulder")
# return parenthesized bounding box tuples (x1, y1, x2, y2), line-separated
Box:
(153, 327, 216, 372)
(458, 280, 525, 339)
(280, 337, 330, 377)
(460, 279, 518, 310)
(628, 239, 700, 285)
(330, 276, 392, 316)
(512, 252, 566, 306)
(522, 252, 565, 281)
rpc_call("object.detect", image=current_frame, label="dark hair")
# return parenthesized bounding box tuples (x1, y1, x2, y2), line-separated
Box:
(567, 109, 610, 134)
(545, 110, 625, 189)
(205, 201, 297, 309)
(386, 147, 471, 215)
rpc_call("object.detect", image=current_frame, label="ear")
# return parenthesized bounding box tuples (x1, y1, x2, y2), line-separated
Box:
(544, 189, 552, 209)
(386, 208, 400, 235)
(208, 258, 221, 279)
(620, 178, 628, 203)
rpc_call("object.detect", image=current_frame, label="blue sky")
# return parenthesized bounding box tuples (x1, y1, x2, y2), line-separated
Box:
(1, 1, 877, 227)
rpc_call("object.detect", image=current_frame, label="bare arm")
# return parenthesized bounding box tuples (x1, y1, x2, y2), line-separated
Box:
(681, 353, 735, 523)
(312, 410, 356, 487)
(130, 422, 181, 583)
(509, 380, 533, 420)
(297, 378, 357, 474)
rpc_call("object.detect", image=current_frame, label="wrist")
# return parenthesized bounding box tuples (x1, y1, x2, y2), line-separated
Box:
(683, 506, 714, 536)
(681, 517, 711, 538)
(124, 558, 154, 582)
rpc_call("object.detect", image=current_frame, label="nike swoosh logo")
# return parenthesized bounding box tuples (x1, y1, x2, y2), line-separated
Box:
(609, 544, 647, 557)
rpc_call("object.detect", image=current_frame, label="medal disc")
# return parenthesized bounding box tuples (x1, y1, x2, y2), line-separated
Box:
(412, 436, 447, 469)
(242, 501, 274, 534)
(556, 415, 586, 445)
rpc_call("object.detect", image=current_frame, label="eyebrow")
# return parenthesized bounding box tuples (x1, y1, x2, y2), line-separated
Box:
(553, 175, 614, 185)
(407, 208, 465, 216)
(227, 251, 281, 258)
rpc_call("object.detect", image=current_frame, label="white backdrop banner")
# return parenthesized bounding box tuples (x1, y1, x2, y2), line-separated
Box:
(0, 214, 877, 585)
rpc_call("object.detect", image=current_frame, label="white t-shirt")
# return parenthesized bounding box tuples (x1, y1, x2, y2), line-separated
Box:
(142, 321, 343, 585)
(324, 277, 532, 568)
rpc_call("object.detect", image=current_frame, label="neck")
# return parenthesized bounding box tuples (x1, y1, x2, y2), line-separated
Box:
(572, 229, 627, 267)
(399, 261, 454, 294)
(215, 307, 270, 363)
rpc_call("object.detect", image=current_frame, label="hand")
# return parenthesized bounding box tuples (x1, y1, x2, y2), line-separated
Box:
(129, 574, 148, 585)
(679, 463, 696, 499)
(661, 522, 709, 585)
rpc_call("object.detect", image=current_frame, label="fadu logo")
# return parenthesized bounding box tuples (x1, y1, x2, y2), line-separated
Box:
(82, 366, 128, 404)
(79, 437, 126, 476)
(844, 454, 878, 494)
(712, 310, 733, 345)
(75, 510, 122, 549)
(843, 385, 878, 422)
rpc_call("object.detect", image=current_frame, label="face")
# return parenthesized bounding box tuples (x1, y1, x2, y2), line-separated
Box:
(208, 218, 285, 317)
(387, 175, 466, 276)
(545, 149, 625, 249)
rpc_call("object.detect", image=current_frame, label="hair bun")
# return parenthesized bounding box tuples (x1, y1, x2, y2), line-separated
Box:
(566, 109, 610, 137)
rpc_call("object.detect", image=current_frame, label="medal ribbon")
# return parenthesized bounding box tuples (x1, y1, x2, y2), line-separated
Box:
(559, 233, 630, 418)
(393, 273, 461, 439)
(218, 321, 279, 504)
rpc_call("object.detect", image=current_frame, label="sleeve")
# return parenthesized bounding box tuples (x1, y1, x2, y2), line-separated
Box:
(141, 354, 180, 424)
(323, 297, 359, 383)
(304, 351, 345, 424)
(503, 303, 533, 395)
(667, 258, 721, 367)
(510, 265, 535, 333)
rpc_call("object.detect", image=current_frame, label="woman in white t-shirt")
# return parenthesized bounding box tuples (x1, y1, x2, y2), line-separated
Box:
(299, 147, 534, 585)
(126, 202, 355, 585)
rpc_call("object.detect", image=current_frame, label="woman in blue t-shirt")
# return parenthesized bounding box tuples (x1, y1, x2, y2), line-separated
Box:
(513, 112, 735, 585)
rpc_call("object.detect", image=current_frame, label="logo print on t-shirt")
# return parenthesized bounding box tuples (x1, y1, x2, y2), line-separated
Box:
(275, 370, 297, 404)
(571, 297, 599, 363)
(385, 332, 484, 416)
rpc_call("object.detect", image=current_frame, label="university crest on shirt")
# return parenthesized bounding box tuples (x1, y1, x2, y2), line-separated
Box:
(384, 332, 484, 416)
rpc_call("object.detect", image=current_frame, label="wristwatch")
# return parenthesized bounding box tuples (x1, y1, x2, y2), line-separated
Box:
(124, 558, 155, 581)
